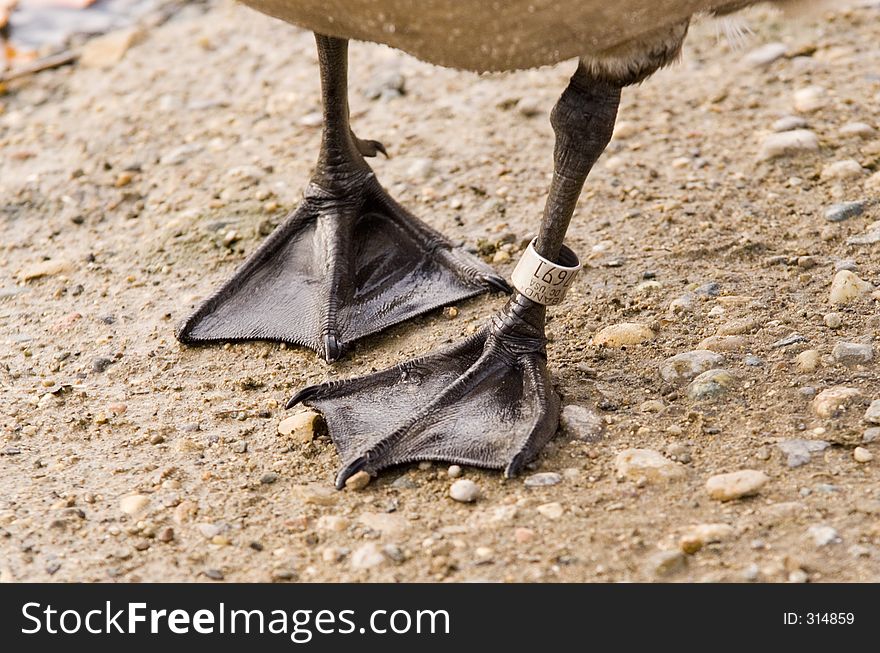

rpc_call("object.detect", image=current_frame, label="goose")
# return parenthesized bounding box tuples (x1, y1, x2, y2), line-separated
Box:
(179, 0, 829, 487)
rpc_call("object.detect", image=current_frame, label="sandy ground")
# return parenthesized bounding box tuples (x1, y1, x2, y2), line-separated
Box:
(2, 1, 880, 583)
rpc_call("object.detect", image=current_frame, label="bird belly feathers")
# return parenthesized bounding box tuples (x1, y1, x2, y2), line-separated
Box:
(240, 1, 830, 73)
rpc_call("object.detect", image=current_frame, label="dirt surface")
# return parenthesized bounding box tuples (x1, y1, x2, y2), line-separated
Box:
(2, 1, 880, 583)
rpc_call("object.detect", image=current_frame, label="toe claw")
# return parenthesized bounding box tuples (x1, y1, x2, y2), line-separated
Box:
(286, 385, 322, 409)
(323, 333, 343, 363)
(485, 273, 513, 294)
(335, 457, 368, 490)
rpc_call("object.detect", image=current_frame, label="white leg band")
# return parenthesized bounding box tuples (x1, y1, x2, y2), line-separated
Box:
(510, 238, 581, 306)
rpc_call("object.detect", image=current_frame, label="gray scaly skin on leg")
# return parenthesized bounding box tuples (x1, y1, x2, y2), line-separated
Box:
(176, 35, 508, 362)
(291, 63, 623, 486)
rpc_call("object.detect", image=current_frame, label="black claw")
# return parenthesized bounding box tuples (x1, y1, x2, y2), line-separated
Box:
(323, 333, 342, 363)
(286, 384, 323, 409)
(485, 273, 513, 294)
(335, 457, 368, 489)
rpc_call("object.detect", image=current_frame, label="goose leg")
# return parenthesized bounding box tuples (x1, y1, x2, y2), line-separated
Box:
(290, 63, 622, 485)
(176, 35, 508, 362)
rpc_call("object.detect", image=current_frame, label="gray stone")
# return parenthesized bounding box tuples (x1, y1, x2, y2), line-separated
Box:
(560, 404, 604, 441)
(772, 115, 807, 132)
(807, 525, 840, 547)
(686, 369, 736, 401)
(161, 143, 203, 165)
(864, 427, 880, 443)
(832, 342, 873, 366)
(847, 221, 880, 246)
(864, 400, 880, 425)
(776, 439, 829, 468)
(772, 333, 807, 348)
(660, 350, 725, 386)
(825, 201, 865, 223)
(758, 130, 819, 160)
(645, 550, 686, 577)
(524, 472, 562, 487)
(743, 42, 787, 67)
(351, 542, 386, 570)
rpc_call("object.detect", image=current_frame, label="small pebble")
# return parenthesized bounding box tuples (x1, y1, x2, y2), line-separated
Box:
(839, 122, 876, 139)
(536, 502, 564, 519)
(812, 386, 862, 418)
(777, 439, 829, 468)
(788, 569, 809, 583)
(524, 472, 562, 487)
(407, 158, 435, 180)
(853, 447, 873, 463)
(204, 569, 224, 581)
(447, 465, 462, 478)
(679, 523, 734, 554)
(758, 130, 819, 160)
(119, 495, 149, 516)
(743, 42, 787, 66)
(821, 160, 865, 181)
(260, 472, 279, 485)
(449, 479, 480, 503)
(686, 369, 736, 401)
(793, 86, 826, 113)
(807, 525, 840, 547)
(615, 448, 687, 483)
(772, 115, 807, 132)
(593, 322, 655, 347)
(864, 428, 880, 444)
(823, 312, 842, 328)
(706, 470, 768, 501)
(277, 411, 323, 444)
(345, 471, 371, 491)
(824, 201, 865, 223)
(829, 270, 873, 305)
(559, 404, 604, 441)
(863, 400, 880, 425)
(514, 528, 535, 544)
(659, 350, 725, 386)
(646, 550, 686, 577)
(832, 342, 873, 366)
(796, 349, 820, 372)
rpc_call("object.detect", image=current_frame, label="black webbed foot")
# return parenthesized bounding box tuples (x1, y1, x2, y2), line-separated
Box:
(177, 171, 509, 362)
(288, 293, 559, 487)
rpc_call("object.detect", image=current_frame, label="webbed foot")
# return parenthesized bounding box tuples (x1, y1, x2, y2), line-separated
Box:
(288, 293, 558, 487)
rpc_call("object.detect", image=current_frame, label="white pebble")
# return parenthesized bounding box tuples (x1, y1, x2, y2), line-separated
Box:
(828, 270, 873, 305)
(706, 470, 768, 501)
(853, 447, 873, 463)
(119, 495, 149, 516)
(593, 322, 655, 347)
(821, 159, 866, 180)
(812, 386, 862, 418)
(615, 449, 688, 483)
(449, 479, 480, 503)
(793, 86, 826, 113)
(758, 130, 819, 160)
